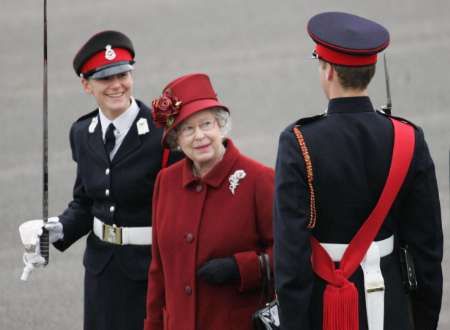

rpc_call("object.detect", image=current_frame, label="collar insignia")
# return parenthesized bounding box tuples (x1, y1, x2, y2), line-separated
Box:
(88, 117, 98, 133)
(137, 118, 150, 135)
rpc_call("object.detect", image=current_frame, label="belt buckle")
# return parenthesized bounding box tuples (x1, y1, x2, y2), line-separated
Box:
(102, 223, 122, 245)
(366, 282, 385, 293)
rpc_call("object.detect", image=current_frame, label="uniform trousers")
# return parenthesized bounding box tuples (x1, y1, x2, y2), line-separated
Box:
(84, 255, 147, 330)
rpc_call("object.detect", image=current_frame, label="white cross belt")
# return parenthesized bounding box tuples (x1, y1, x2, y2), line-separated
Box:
(321, 235, 394, 330)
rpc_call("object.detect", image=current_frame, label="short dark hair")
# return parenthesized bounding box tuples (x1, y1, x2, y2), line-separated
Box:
(320, 60, 376, 90)
(333, 63, 376, 90)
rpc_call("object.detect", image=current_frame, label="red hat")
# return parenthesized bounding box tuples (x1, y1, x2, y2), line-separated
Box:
(151, 73, 229, 147)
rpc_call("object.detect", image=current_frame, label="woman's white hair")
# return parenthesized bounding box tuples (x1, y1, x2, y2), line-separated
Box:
(166, 107, 231, 150)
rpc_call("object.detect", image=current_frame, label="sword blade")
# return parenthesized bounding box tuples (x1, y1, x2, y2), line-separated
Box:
(40, 0, 49, 265)
(382, 53, 392, 114)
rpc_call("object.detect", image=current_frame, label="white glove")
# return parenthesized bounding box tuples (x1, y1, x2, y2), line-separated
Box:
(18, 217, 63, 281)
(41, 217, 64, 243)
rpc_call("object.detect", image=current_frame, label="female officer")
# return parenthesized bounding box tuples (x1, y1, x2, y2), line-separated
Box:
(19, 30, 180, 330)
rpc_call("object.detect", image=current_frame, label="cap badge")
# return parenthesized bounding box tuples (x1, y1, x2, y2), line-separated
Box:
(137, 118, 150, 135)
(104, 45, 116, 61)
(228, 169, 246, 195)
(89, 116, 98, 133)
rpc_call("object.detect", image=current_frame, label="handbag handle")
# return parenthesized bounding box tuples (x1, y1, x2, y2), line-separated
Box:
(258, 253, 273, 303)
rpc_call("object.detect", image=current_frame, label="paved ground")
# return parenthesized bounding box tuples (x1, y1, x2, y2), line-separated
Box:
(1, 0, 449, 329)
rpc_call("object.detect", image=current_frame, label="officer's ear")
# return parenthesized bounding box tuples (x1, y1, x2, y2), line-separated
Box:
(325, 63, 335, 81)
(80, 77, 93, 94)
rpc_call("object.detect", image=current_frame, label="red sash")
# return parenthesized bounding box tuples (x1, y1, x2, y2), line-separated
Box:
(310, 118, 415, 330)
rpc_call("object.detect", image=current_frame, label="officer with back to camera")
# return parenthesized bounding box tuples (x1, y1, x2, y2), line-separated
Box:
(274, 12, 443, 330)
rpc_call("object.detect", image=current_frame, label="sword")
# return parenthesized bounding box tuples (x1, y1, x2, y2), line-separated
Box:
(40, 0, 50, 265)
(380, 53, 392, 115)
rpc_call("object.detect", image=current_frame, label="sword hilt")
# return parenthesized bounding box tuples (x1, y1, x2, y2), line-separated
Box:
(380, 104, 392, 115)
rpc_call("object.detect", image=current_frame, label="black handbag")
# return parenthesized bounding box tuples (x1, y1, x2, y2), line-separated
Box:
(252, 254, 280, 329)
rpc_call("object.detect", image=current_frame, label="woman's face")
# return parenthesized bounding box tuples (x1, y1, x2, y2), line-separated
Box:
(81, 71, 133, 120)
(176, 109, 224, 173)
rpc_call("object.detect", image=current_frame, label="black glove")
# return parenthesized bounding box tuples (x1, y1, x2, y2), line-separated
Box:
(197, 257, 240, 285)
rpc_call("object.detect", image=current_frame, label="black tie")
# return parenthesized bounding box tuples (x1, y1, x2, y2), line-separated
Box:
(104, 123, 116, 159)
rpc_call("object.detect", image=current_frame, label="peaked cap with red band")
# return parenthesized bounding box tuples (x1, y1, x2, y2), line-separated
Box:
(307, 12, 390, 66)
(151, 73, 228, 147)
(73, 30, 135, 79)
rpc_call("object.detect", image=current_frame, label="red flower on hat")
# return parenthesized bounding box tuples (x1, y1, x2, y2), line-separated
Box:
(151, 89, 182, 128)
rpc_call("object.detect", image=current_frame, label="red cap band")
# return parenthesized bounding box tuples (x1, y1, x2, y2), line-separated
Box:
(315, 44, 377, 66)
(80, 47, 133, 75)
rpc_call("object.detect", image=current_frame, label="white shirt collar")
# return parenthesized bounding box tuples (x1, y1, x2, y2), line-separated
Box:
(98, 97, 139, 140)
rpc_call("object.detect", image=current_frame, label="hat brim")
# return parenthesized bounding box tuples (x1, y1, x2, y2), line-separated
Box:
(161, 99, 228, 147)
(89, 63, 134, 79)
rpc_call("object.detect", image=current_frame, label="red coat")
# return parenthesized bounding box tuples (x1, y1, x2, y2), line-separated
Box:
(144, 139, 274, 330)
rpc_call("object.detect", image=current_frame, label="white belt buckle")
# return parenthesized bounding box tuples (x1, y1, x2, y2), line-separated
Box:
(102, 223, 123, 245)
(366, 280, 385, 293)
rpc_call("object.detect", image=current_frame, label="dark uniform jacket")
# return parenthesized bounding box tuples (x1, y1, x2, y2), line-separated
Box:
(53, 100, 179, 281)
(274, 97, 443, 330)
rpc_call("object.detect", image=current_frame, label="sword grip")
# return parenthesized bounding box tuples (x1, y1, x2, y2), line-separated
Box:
(40, 227, 49, 265)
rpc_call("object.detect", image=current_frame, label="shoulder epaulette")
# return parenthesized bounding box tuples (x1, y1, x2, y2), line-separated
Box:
(375, 110, 418, 129)
(75, 109, 98, 123)
(295, 113, 326, 126)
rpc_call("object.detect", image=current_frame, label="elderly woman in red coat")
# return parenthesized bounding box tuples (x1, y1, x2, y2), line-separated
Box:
(143, 73, 274, 330)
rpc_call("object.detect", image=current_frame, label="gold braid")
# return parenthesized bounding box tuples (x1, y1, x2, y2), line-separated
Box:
(293, 126, 317, 229)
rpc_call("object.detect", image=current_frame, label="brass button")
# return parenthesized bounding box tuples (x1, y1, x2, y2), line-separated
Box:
(195, 185, 202, 192)
(105, 168, 110, 175)
(184, 285, 192, 295)
(105, 189, 110, 197)
(185, 233, 194, 243)
(109, 206, 115, 213)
